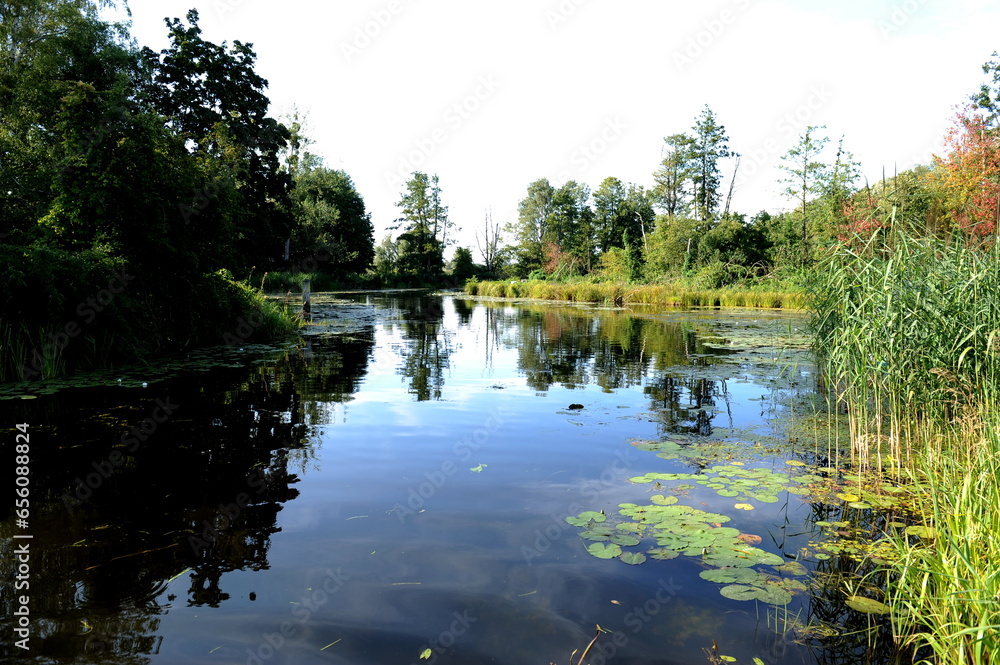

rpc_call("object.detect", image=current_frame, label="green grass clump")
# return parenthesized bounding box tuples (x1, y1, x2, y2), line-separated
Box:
(464, 279, 808, 310)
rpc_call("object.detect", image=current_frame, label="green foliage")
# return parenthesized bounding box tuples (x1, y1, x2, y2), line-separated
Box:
(450, 247, 476, 282)
(291, 163, 374, 274)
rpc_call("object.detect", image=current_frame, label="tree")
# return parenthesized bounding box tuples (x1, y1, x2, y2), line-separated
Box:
(140, 9, 293, 271)
(290, 162, 374, 274)
(549, 180, 593, 273)
(450, 247, 475, 282)
(653, 133, 695, 217)
(511, 178, 555, 274)
(396, 172, 453, 246)
(689, 105, 732, 222)
(476, 208, 502, 276)
(974, 50, 1000, 130)
(779, 125, 829, 264)
(394, 172, 449, 278)
(929, 107, 1000, 237)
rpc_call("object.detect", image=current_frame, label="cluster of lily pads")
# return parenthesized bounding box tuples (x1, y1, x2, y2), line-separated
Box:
(569, 434, 934, 610)
(566, 500, 808, 606)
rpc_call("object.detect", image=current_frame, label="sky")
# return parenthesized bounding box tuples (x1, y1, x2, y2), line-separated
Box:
(117, 0, 1000, 256)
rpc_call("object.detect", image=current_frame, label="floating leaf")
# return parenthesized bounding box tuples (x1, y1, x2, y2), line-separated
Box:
(734, 503, 755, 511)
(580, 530, 611, 542)
(719, 584, 757, 601)
(717, 489, 740, 498)
(785, 460, 806, 466)
(736, 533, 762, 545)
(619, 551, 647, 565)
(469, 463, 487, 473)
(650, 494, 678, 506)
(847, 501, 872, 510)
(699, 567, 766, 584)
(774, 561, 809, 576)
(587, 542, 622, 559)
(846, 596, 891, 614)
(904, 525, 936, 539)
(420, 648, 433, 659)
(836, 493, 860, 502)
(566, 511, 607, 527)
(611, 534, 640, 547)
(754, 494, 780, 503)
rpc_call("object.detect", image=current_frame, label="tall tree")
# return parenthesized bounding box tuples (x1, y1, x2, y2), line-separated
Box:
(477, 208, 502, 276)
(511, 178, 555, 273)
(291, 162, 374, 274)
(689, 105, 732, 222)
(394, 172, 448, 278)
(653, 133, 695, 217)
(779, 126, 829, 263)
(549, 180, 593, 272)
(396, 172, 452, 247)
(140, 9, 292, 271)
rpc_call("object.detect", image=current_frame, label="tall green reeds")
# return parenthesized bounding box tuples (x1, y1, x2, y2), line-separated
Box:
(811, 230, 1000, 470)
(812, 227, 1000, 663)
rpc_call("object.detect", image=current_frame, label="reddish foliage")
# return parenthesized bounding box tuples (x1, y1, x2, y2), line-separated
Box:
(933, 107, 1000, 237)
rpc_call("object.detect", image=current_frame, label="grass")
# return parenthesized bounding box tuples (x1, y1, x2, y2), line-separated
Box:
(811, 227, 1000, 663)
(464, 278, 809, 310)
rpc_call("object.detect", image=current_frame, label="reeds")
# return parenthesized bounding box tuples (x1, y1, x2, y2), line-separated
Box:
(464, 279, 809, 310)
(812, 227, 1000, 663)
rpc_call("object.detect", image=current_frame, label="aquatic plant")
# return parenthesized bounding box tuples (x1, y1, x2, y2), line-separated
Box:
(465, 279, 809, 310)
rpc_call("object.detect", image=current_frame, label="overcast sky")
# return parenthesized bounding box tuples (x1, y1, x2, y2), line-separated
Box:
(119, 0, 1000, 255)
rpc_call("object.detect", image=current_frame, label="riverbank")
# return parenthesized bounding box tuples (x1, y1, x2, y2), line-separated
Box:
(464, 278, 809, 310)
(0, 251, 300, 383)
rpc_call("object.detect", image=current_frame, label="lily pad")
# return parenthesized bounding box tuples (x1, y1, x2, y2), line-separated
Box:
(587, 542, 622, 559)
(734, 503, 755, 511)
(845, 596, 891, 614)
(650, 494, 679, 506)
(619, 551, 647, 565)
(699, 567, 767, 584)
(904, 525, 936, 539)
(611, 534, 640, 547)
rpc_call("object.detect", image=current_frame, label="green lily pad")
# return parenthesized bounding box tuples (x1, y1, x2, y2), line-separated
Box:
(650, 494, 679, 506)
(611, 534, 640, 547)
(904, 525, 936, 539)
(565, 511, 607, 527)
(774, 561, 809, 576)
(846, 596, 891, 614)
(720, 583, 793, 605)
(699, 567, 767, 584)
(619, 551, 647, 565)
(587, 542, 622, 559)
(717, 489, 740, 497)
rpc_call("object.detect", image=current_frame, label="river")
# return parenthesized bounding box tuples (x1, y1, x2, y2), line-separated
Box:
(1, 292, 894, 665)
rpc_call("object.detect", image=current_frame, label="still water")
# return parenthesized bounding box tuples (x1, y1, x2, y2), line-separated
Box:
(1, 293, 876, 665)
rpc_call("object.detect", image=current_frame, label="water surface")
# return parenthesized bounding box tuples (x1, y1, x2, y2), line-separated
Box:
(1, 293, 855, 665)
